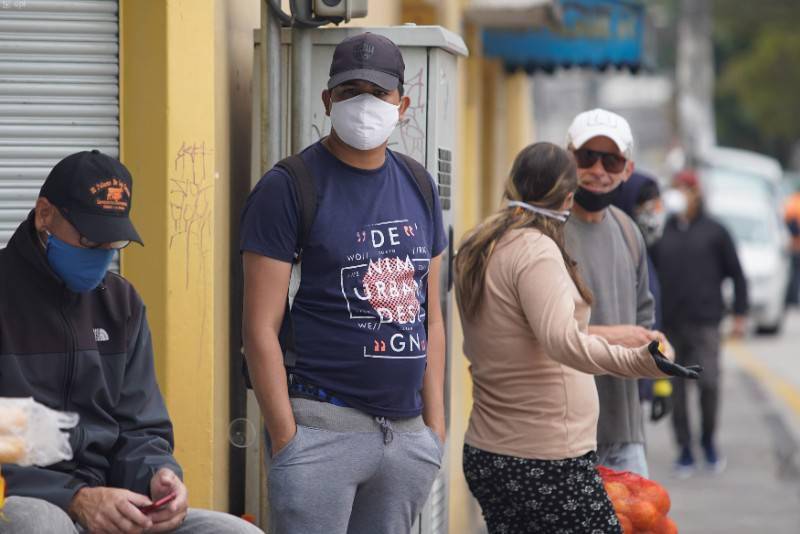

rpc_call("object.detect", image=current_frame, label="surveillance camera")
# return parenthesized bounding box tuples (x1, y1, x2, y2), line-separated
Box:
(313, 0, 368, 21)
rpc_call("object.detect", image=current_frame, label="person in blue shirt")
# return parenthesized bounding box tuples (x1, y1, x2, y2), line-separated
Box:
(239, 33, 447, 534)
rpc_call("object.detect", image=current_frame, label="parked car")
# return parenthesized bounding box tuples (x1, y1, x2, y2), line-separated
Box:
(705, 191, 791, 334)
(701, 146, 783, 200)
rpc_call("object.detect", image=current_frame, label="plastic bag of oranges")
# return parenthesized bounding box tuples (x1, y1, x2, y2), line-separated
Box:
(598, 465, 678, 534)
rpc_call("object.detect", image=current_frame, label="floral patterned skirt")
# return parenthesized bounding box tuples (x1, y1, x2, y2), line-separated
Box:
(463, 444, 622, 534)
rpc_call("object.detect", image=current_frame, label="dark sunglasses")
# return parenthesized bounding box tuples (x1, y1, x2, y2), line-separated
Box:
(573, 148, 627, 173)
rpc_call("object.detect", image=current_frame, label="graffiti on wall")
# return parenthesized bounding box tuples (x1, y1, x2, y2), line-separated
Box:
(169, 142, 214, 290)
(396, 67, 426, 161)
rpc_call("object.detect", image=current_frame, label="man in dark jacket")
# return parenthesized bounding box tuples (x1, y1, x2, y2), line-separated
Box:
(0, 151, 261, 533)
(613, 171, 673, 423)
(655, 169, 748, 477)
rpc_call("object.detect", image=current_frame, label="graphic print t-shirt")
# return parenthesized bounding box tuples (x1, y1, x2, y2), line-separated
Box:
(240, 141, 447, 418)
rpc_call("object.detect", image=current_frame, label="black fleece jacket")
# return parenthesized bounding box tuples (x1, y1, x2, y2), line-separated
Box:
(653, 211, 748, 327)
(0, 212, 181, 511)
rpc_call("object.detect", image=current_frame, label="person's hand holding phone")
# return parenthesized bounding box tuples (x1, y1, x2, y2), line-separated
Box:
(68, 486, 154, 533)
(146, 467, 189, 532)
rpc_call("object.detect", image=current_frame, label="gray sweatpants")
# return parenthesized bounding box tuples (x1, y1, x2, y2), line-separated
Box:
(266, 398, 443, 534)
(0, 496, 263, 533)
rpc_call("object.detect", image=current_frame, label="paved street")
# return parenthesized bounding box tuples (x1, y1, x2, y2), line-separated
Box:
(645, 309, 800, 534)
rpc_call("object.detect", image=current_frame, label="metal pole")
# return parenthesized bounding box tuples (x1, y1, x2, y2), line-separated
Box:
(257, 2, 284, 526)
(676, 0, 715, 165)
(291, 2, 313, 154)
(262, 0, 282, 171)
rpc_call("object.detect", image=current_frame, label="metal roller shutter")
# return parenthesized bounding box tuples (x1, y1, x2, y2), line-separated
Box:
(0, 0, 119, 268)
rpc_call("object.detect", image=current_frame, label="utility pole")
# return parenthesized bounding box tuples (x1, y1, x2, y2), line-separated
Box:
(676, 0, 716, 165)
(291, 1, 313, 154)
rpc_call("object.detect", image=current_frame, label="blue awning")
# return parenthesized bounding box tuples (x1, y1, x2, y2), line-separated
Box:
(482, 0, 648, 74)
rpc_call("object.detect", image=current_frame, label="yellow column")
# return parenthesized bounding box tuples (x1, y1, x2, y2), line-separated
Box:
(481, 58, 506, 214)
(460, 22, 484, 235)
(505, 71, 534, 168)
(119, 0, 227, 509)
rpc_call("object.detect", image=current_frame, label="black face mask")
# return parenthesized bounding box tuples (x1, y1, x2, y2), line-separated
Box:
(574, 186, 621, 212)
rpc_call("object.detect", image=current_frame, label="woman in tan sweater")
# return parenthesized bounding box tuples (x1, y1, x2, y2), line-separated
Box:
(454, 142, 699, 534)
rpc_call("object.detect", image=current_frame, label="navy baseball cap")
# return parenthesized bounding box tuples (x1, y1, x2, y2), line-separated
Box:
(39, 150, 143, 245)
(327, 32, 405, 91)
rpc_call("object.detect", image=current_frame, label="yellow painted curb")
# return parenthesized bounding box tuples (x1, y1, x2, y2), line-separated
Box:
(727, 340, 800, 417)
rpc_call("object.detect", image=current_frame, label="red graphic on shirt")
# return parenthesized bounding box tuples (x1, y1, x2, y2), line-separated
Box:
(361, 256, 421, 325)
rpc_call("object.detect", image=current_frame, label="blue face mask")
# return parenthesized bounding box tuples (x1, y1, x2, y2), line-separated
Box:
(46, 234, 114, 293)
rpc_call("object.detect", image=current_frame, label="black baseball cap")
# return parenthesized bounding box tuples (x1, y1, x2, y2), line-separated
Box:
(39, 150, 143, 245)
(327, 32, 405, 91)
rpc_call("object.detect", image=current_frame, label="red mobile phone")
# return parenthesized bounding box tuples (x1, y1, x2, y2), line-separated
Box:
(139, 492, 177, 514)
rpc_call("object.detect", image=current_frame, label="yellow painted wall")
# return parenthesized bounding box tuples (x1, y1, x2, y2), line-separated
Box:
(481, 58, 504, 214)
(121, 0, 260, 510)
(119, 0, 169, 385)
(506, 71, 535, 166)
(349, 0, 402, 26)
(481, 64, 536, 212)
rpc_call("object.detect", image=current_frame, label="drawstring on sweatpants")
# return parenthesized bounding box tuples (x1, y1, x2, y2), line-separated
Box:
(375, 416, 394, 444)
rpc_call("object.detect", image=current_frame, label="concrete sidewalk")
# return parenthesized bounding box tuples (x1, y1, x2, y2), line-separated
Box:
(643, 344, 800, 534)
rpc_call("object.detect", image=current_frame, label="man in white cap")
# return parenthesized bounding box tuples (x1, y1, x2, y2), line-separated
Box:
(563, 109, 663, 477)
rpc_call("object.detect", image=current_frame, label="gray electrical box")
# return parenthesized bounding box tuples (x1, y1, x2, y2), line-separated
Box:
(248, 25, 467, 534)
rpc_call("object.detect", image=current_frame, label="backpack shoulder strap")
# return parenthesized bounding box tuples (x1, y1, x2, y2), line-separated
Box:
(394, 151, 436, 334)
(608, 205, 643, 267)
(276, 154, 317, 261)
(243, 155, 316, 386)
(395, 151, 434, 217)
(276, 155, 317, 368)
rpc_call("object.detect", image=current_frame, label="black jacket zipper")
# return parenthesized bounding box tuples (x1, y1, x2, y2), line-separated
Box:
(61, 294, 77, 410)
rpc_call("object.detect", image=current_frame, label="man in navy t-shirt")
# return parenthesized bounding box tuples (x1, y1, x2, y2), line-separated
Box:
(240, 33, 447, 534)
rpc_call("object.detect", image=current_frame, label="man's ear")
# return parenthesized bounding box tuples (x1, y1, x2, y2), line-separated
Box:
(398, 95, 411, 119)
(622, 160, 635, 182)
(322, 89, 332, 116)
(34, 197, 55, 233)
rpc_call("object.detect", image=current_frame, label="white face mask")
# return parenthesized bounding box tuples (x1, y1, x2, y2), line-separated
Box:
(662, 189, 688, 216)
(508, 200, 571, 223)
(329, 93, 400, 151)
(635, 206, 667, 246)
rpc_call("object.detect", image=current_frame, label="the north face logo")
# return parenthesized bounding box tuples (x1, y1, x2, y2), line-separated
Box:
(94, 328, 109, 342)
(353, 42, 374, 61)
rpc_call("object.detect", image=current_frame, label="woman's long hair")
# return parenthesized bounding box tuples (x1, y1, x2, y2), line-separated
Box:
(455, 142, 593, 319)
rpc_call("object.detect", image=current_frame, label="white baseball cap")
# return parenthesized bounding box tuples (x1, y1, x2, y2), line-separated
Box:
(566, 108, 634, 158)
